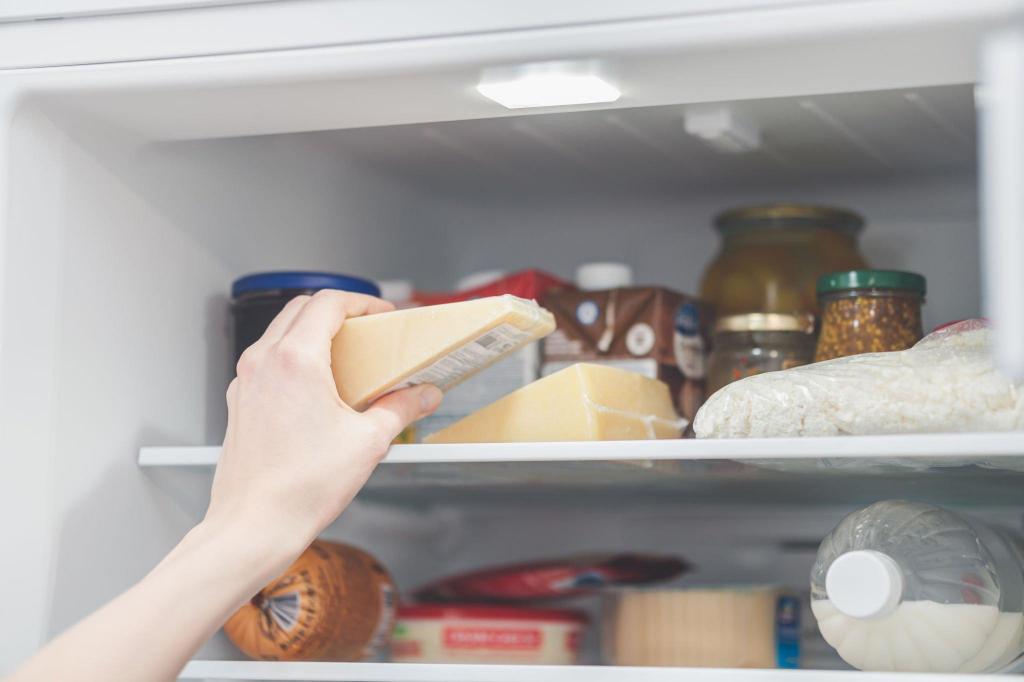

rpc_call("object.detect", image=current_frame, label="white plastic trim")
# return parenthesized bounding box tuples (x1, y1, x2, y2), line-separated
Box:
(178, 659, 1002, 681)
(139, 432, 1024, 467)
(981, 25, 1024, 378)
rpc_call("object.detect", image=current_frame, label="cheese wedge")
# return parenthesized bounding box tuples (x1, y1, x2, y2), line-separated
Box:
(424, 363, 685, 443)
(332, 295, 554, 410)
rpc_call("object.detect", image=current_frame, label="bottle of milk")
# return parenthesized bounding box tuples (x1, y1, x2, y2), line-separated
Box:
(810, 500, 1024, 673)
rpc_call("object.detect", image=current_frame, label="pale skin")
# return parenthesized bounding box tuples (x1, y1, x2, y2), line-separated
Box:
(8, 290, 443, 682)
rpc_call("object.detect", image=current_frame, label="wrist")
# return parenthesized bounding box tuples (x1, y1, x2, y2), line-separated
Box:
(186, 513, 310, 594)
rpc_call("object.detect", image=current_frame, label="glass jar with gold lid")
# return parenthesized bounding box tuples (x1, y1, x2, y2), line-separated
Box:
(700, 204, 869, 316)
(707, 313, 816, 395)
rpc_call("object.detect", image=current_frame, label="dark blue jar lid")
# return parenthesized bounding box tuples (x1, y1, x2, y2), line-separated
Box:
(231, 271, 380, 299)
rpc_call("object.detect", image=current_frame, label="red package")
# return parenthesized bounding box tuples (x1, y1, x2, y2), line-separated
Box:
(414, 269, 571, 306)
(414, 554, 688, 603)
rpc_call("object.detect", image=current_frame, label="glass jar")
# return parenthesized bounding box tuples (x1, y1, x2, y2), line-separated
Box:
(707, 313, 816, 395)
(231, 271, 380, 362)
(700, 204, 868, 316)
(814, 270, 925, 362)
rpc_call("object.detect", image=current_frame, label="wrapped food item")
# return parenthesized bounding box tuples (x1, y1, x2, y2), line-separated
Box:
(603, 586, 799, 668)
(414, 554, 688, 602)
(423, 364, 686, 443)
(540, 282, 712, 426)
(224, 540, 395, 661)
(331, 295, 554, 410)
(694, 319, 1024, 438)
(413, 269, 570, 306)
(412, 270, 571, 441)
(391, 604, 588, 664)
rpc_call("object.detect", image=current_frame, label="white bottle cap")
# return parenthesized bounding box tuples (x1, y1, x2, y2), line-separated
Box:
(456, 269, 506, 291)
(575, 262, 633, 290)
(377, 278, 414, 303)
(826, 550, 904, 619)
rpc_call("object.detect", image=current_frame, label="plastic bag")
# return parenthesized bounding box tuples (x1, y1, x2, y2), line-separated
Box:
(693, 319, 1024, 472)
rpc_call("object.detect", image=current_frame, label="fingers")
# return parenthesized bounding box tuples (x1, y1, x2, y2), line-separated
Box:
(363, 384, 443, 443)
(284, 290, 394, 350)
(259, 294, 313, 345)
(225, 377, 239, 407)
(236, 295, 311, 376)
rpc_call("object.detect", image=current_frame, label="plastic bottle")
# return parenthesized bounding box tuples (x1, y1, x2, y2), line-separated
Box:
(574, 262, 633, 290)
(377, 278, 417, 309)
(810, 500, 1024, 673)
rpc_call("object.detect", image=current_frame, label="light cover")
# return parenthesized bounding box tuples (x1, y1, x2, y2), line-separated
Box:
(684, 105, 762, 153)
(477, 62, 620, 109)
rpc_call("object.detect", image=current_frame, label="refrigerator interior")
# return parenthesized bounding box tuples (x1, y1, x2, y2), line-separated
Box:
(2, 69, 1017, 674)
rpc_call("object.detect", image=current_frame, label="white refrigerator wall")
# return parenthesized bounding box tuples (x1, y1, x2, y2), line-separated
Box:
(422, 174, 978, 332)
(0, 105, 983, 671)
(0, 68, 988, 675)
(0, 101, 450, 667)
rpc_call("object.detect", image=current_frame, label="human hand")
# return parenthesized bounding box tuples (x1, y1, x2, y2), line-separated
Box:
(8, 290, 444, 682)
(205, 290, 442, 566)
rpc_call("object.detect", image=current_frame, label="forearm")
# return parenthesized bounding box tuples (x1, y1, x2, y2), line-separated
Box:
(10, 518, 297, 682)
(9, 291, 436, 682)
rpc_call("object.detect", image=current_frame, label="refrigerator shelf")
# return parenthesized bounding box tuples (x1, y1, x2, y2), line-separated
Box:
(139, 434, 1024, 507)
(139, 433, 1024, 467)
(176, 660, 994, 681)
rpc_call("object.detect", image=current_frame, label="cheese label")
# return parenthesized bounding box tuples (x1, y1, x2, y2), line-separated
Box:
(392, 323, 533, 391)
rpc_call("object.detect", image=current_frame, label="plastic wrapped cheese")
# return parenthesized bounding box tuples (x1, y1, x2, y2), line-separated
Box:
(694, 319, 1024, 439)
(425, 363, 685, 443)
(332, 295, 554, 410)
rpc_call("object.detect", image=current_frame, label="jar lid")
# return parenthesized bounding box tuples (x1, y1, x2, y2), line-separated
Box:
(231, 271, 380, 298)
(817, 270, 926, 295)
(714, 313, 815, 334)
(715, 203, 864, 235)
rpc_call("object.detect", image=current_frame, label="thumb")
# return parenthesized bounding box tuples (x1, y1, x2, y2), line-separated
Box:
(363, 384, 443, 441)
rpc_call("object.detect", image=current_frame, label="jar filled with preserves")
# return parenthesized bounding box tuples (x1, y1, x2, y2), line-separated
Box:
(707, 313, 816, 395)
(700, 204, 869, 316)
(815, 270, 925, 362)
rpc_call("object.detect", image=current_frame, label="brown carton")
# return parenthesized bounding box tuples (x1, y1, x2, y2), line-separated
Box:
(540, 286, 712, 428)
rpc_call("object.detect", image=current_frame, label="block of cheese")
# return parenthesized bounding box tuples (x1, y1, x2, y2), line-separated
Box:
(424, 363, 685, 443)
(604, 587, 782, 668)
(332, 295, 554, 410)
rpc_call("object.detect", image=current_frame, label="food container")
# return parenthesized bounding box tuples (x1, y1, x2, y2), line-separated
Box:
(700, 204, 868, 316)
(414, 554, 688, 602)
(224, 540, 396, 662)
(540, 284, 712, 426)
(814, 270, 925, 362)
(231, 271, 380, 362)
(413, 269, 571, 441)
(707, 313, 816, 395)
(603, 587, 797, 668)
(391, 605, 588, 664)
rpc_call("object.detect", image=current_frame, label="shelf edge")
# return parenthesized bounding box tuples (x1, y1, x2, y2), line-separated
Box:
(140, 432, 1024, 468)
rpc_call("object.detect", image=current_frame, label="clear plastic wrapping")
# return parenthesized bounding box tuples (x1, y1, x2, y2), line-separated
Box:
(693, 319, 1024, 471)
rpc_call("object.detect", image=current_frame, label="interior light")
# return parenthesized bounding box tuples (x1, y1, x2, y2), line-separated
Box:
(476, 62, 620, 110)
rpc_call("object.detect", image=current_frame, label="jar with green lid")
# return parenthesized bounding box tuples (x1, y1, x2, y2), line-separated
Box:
(815, 270, 926, 362)
(707, 313, 816, 395)
(700, 204, 869, 316)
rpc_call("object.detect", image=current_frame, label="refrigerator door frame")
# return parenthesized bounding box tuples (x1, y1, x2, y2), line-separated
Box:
(0, 0, 1019, 71)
